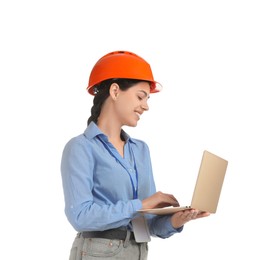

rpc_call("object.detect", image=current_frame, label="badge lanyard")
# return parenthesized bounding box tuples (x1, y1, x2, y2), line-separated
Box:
(97, 135, 138, 199)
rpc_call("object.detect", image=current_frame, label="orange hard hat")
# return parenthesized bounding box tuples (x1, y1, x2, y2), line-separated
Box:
(87, 51, 162, 95)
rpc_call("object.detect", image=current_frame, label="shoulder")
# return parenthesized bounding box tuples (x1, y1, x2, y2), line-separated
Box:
(63, 123, 100, 152)
(62, 132, 94, 158)
(64, 133, 87, 148)
(130, 137, 150, 153)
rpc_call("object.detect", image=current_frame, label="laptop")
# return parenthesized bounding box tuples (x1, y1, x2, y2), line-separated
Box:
(138, 150, 228, 215)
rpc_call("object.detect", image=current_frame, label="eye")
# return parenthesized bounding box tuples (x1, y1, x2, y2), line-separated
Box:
(137, 95, 143, 101)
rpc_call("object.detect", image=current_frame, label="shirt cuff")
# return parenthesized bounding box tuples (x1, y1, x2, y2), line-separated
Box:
(131, 199, 143, 212)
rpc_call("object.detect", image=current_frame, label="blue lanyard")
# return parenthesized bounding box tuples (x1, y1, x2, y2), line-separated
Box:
(97, 135, 138, 199)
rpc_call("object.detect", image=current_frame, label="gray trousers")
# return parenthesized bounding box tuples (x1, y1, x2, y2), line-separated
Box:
(69, 233, 148, 260)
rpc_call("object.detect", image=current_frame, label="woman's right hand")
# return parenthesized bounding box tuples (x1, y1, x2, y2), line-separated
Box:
(141, 191, 180, 209)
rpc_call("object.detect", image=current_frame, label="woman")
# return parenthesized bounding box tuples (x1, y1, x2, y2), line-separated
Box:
(61, 51, 210, 260)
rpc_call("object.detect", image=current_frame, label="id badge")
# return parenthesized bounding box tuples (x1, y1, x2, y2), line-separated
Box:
(132, 216, 151, 242)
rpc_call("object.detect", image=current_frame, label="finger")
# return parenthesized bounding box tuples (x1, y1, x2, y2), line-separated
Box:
(157, 192, 180, 206)
(196, 211, 211, 218)
(182, 209, 198, 219)
(164, 194, 180, 206)
(191, 210, 199, 219)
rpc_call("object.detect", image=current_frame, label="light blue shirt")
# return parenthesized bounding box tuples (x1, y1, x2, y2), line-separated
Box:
(61, 122, 182, 238)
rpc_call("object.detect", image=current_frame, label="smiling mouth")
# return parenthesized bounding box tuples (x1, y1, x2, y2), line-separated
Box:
(135, 112, 141, 119)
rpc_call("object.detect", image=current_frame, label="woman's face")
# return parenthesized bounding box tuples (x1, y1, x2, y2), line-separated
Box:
(113, 81, 151, 127)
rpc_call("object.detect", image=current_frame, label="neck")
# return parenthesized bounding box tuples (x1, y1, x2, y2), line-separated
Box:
(97, 108, 124, 141)
(97, 119, 125, 157)
(97, 97, 123, 142)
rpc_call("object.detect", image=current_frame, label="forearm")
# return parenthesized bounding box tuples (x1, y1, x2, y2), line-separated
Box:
(147, 215, 183, 238)
(66, 199, 143, 231)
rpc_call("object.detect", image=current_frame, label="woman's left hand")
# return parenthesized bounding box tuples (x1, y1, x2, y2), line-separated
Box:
(170, 209, 211, 229)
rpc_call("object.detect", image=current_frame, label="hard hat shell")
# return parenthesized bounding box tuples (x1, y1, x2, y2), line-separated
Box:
(87, 51, 162, 95)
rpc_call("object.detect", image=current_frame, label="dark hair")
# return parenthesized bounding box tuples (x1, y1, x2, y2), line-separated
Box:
(87, 78, 148, 126)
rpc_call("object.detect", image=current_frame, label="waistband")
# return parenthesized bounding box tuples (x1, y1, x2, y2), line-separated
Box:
(81, 228, 135, 241)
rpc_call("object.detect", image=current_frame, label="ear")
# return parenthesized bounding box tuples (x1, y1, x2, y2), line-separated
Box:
(109, 83, 120, 100)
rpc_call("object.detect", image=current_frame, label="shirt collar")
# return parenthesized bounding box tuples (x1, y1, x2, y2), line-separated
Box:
(84, 122, 136, 144)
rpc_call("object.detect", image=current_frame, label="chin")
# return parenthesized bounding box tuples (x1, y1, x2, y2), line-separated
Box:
(126, 121, 138, 127)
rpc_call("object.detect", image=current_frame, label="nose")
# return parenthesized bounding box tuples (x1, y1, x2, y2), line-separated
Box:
(141, 100, 149, 111)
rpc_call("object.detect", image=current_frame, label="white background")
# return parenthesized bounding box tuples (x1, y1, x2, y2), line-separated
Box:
(1, 1, 275, 259)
